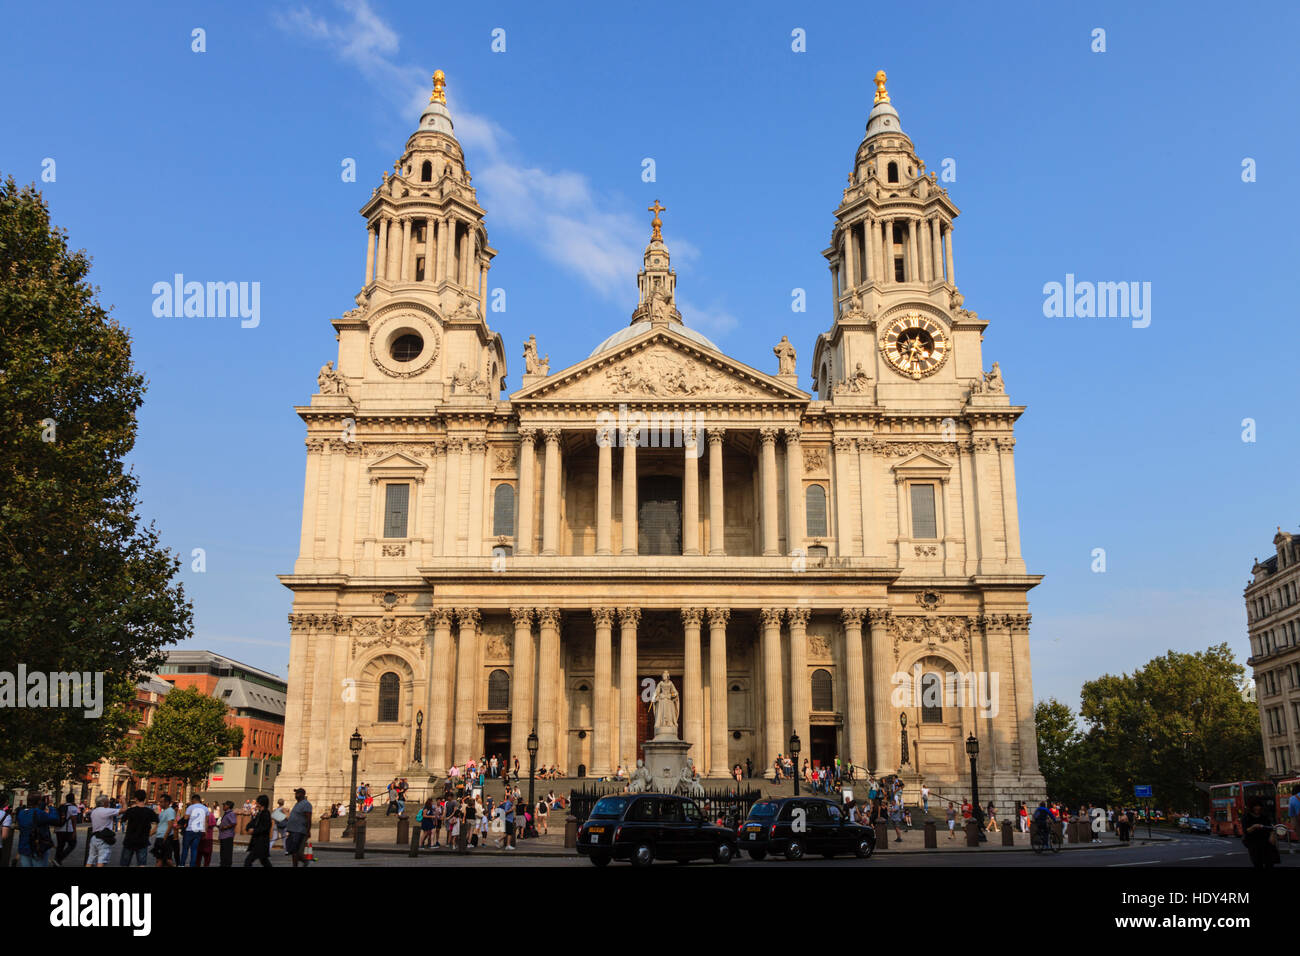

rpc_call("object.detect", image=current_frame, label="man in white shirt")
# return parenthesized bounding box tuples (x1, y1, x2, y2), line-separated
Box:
(181, 793, 209, 867)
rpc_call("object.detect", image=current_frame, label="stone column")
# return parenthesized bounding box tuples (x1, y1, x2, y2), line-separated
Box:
(516, 429, 536, 554)
(467, 437, 487, 556)
(595, 424, 613, 555)
(364, 225, 376, 284)
(707, 428, 725, 555)
(377, 217, 390, 281)
(541, 428, 561, 556)
(535, 608, 561, 769)
(621, 427, 638, 555)
(829, 267, 839, 320)
(591, 608, 615, 775)
(944, 223, 956, 284)
(682, 431, 700, 555)
(931, 216, 944, 283)
(681, 608, 704, 759)
(424, 217, 436, 283)
(906, 218, 919, 282)
(856, 439, 878, 558)
(441, 438, 462, 555)
(460, 223, 472, 286)
(427, 608, 454, 770)
(452, 608, 480, 762)
(1009, 615, 1039, 773)
(787, 608, 810, 762)
(618, 608, 640, 768)
(759, 428, 779, 556)
(880, 219, 892, 284)
(842, 229, 855, 290)
(832, 437, 856, 557)
(759, 608, 785, 775)
(443, 217, 456, 282)
(841, 608, 870, 771)
(972, 436, 998, 573)
(784, 427, 804, 555)
(399, 217, 412, 282)
(998, 438, 1024, 571)
(707, 608, 730, 776)
(867, 609, 895, 777)
(509, 608, 535, 766)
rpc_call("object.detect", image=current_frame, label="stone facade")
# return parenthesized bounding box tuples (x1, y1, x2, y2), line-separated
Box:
(278, 71, 1046, 807)
(1246, 528, 1300, 775)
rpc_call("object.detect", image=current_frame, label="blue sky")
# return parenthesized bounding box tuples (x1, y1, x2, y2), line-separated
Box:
(3, 1, 1297, 712)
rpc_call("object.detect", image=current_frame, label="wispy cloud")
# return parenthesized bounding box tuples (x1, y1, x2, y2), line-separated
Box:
(273, 0, 726, 337)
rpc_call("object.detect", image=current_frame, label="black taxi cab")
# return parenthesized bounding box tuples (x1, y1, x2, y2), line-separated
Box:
(739, 796, 875, 861)
(575, 792, 739, 867)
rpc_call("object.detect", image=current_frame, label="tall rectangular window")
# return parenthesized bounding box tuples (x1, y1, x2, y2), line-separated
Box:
(910, 483, 937, 539)
(383, 483, 410, 538)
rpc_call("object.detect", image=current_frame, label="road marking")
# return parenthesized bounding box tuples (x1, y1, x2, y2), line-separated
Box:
(1180, 855, 1212, 860)
(1108, 859, 1160, 866)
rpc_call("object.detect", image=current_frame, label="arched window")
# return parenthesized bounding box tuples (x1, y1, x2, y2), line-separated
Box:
(887, 161, 899, 183)
(811, 669, 833, 711)
(377, 672, 400, 722)
(420, 160, 432, 182)
(806, 485, 827, 537)
(487, 669, 510, 710)
(493, 484, 516, 537)
(920, 670, 944, 723)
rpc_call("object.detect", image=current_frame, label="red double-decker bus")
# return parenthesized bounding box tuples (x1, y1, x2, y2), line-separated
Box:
(1208, 780, 1275, 836)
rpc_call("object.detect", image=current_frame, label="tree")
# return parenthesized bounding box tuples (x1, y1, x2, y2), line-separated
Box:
(1035, 698, 1121, 807)
(0, 177, 192, 789)
(127, 686, 243, 796)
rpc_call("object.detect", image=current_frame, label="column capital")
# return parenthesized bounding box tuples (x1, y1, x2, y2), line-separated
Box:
(783, 426, 802, 444)
(591, 607, 616, 627)
(426, 608, 455, 628)
(867, 607, 893, 628)
(536, 607, 562, 629)
(840, 607, 867, 627)
(706, 427, 726, 446)
(759, 427, 779, 446)
(468, 436, 488, 453)
(543, 427, 562, 445)
(621, 426, 641, 447)
(595, 423, 615, 447)
(455, 608, 481, 629)
(517, 427, 537, 444)
(786, 607, 811, 628)
(833, 436, 855, 452)
(509, 607, 535, 628)
(617, 607, 641, 628)
(683, 429, 699, 451)
(679, 607, 705, 627)
(706, 607, 731, 628)
(759, 607, 784, 627)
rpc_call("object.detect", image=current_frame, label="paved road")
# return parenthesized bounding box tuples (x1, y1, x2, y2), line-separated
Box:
(311, 831, 1275, 867)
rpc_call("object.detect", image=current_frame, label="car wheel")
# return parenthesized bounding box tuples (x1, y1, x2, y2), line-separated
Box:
(785, 839, 805, 862)
(713, 842, 733, 865)
(855, 838, 873, 859)
(748, 848, 768, 861)
(589, 852, 611, 867)
(630, 843, 655, 868)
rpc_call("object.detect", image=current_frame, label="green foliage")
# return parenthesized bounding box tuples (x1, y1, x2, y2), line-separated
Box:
(128, 686, 243, 791)
(0, 176, 192, 788)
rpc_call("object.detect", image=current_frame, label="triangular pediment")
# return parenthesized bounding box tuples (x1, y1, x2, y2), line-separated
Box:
(892, 451, 952, 475)
(512, 327, 808, 404)
(367, 451, 427, 476)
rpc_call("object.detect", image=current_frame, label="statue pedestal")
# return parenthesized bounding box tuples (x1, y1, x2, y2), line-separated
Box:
(641, 737, 693, 795)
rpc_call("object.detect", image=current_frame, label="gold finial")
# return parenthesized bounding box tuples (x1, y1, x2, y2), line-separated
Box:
(648, 199, 666, 241)
(873, 70, 889, 105)
(430, 69, 447, 105)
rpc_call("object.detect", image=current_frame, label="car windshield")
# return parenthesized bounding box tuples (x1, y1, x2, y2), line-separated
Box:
(589, 796, 630, 819)
(747, 800, 779, 820)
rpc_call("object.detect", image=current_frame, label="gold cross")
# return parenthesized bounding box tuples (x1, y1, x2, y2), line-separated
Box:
(648, 199, 666, 241)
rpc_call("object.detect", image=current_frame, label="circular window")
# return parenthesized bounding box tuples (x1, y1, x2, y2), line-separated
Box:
(390, 333, 423, 363)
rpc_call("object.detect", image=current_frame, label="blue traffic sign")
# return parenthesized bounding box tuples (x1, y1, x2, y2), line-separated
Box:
(1134, 785, 1153, 798)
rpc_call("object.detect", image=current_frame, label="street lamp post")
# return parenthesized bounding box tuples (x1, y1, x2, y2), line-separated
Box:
(526, 728, 539, 839)
(966, 734, 986, 842)
(344, 729, 362, 837)
(789, 732, 802, 796)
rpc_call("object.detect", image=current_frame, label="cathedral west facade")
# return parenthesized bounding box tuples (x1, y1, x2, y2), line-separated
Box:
(278, 70, 1046, 805)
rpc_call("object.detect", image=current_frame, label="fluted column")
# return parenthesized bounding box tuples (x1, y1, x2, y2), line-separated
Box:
(906, 218, 919, 282)
(509, 608, 535, 766)
(452, 608, 480, 762)
(787, 608, 810, 761)
(833, 437, 856, 556)
(931, 216, 944, 283)
(759, 428, 779, 556)
(683, 431, 700, 555)
(867, 609, 895, 777)
(842, 229, 855, 290)
(442, 216, 457, 282)
(972, 436, 997, 573)
(784, 427, 804, 555)
(759, 608, 785, 775)
(829, 267, 839, 320)
(459, 223, 472, 286)
(862, 221, 874, 284)
(707, 608, 730, 776)
(707, 428, 725, 555)
(857, 438, 879, 559)
(516, 429, 536, 554)
(618, 608, 641, 767)
(441, 438, 463, 555)
(1010, 616, 1039, 773)
(427, 608, 454, 770)
(364, 225, 376, 284)
(535, 608, 561, 769)
(591, 608, 615, 775)
(541, 428, 561, 556)
(880, 218, 892, 284)
(621, 427, 638, 555)
(423, 217, 436, 283)
(840, 608, 869, 771)
(399, 217, 412, 282)
(377, 217, 390, 281)
(944, 223, 956, 284)
(681, 608, 704, 756)
(596, 424, 613, 555)
(998, 437, 1024, 570)
(467, 437, 487, 556)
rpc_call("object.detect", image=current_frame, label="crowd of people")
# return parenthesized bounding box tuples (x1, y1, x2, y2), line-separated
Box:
(410, 787, 567, 851)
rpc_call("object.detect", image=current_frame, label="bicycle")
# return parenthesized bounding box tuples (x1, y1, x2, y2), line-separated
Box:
(1030, 820, 1062, 854)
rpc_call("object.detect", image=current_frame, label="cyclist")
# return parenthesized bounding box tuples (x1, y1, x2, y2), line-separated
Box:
(1031, 802, 1056, 850)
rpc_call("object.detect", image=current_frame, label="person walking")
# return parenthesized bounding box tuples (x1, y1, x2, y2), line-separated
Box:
(986, 801, 999, 833)
(1241, 799, 1281, 868)
(218, 802, 237, 867)
(85, 795, 120, 867)
(119, 790, 158, 867)
(15, 794, 60, 867)
(271, 797, 289, 850)
(180, 793, 207, 867)
(153, 794, 177, 866)
(946, 802, 957, 840)
(285, 788, 313, 867)
(243, 795, 273, 867)
(54, 791, 80, 866)
(920, 782, 930, 816)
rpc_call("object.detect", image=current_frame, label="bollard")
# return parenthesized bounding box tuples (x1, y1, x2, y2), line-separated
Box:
(396, 814, 409, 845)
(965, 820, 980, 847)
(1052, 821, 1064, 847)
(1001, 823, 1015, 846)
(318, 817, 330, 845)
(874, 821, 888, 851)
(564, 814, 578, 849)
(923, 819, 937, 848)
(354, 816, 366, 859)
(409, 818, 421, 857)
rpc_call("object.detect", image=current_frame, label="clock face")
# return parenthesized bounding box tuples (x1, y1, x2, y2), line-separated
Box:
(881, 312, 949, 379)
